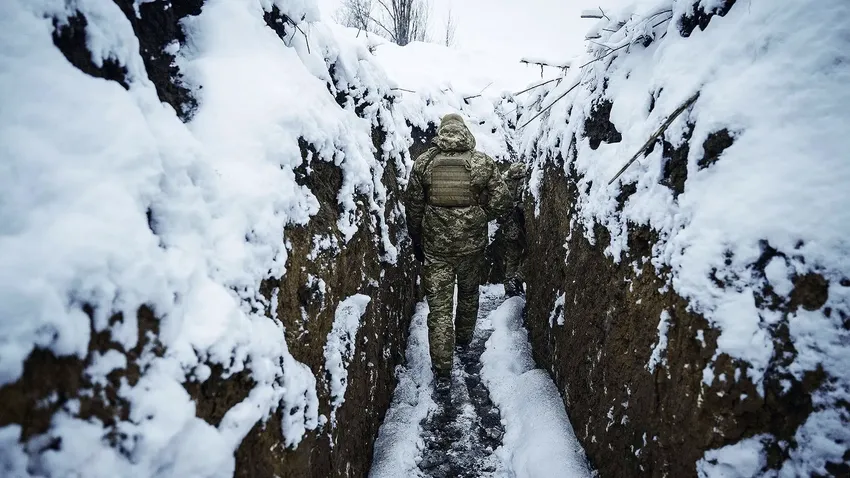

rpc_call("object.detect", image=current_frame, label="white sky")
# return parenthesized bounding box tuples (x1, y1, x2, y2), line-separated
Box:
(316, 0, 633, 65)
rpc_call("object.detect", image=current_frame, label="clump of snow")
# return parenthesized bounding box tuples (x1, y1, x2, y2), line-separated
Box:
(521, 0, 850, 473)
(696, 434, 770, 478)
(324, 294, 371, 423)
(549, 292, 566, 327)
(520, 56, 573, 70)
(646, 310, 670, 373)
(480, 297, 593, 477)
(85, 350, 128, 387)
(369, 301, 435, 478)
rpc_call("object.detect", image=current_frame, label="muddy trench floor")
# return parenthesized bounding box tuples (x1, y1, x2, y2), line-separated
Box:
(417, 288, 507, 478)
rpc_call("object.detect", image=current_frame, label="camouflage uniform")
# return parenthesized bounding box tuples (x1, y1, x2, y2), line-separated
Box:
(406, 113, 511, 376)
(500, 162, 528, 297)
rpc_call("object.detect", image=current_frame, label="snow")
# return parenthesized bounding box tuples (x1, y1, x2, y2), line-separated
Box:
(520, 56, 572, 69)
(580, 8, 606, 19)
(480, 297, 593, 477)
(549, 292, 566, 327)
(323, 294, 371, 423)
(85, 349, 128, 387)
(696, 434, 770, 478)
(355, 33, 528, 161)
(763, 257, 793, 297)
(0, 425, 29, 477)
(369, 301, 435, 478)
(0, 0, 415, 473)
(6, 0, 846, 474)
(521, 0, 850, 472)
(646, 309, 670, 373)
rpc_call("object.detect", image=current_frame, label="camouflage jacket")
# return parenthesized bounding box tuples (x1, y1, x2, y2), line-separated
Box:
(406, 119, 511, 256)
(500, 162, 527, 242)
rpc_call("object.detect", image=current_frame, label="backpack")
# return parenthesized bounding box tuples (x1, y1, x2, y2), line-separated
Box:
(424, 150, 474, 207)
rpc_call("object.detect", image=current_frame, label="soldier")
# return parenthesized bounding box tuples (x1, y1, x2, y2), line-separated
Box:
(406, 113, 511, 382)
(500, 162, 528, 297)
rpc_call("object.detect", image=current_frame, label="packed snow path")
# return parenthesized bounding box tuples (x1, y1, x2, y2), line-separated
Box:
(416, 287, 506, 477)
(370, 286, 593, 478)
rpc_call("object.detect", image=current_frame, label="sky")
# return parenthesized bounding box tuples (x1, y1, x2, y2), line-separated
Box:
(316, 0, 634, 67)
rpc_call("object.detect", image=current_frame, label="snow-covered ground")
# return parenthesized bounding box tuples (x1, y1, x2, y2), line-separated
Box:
(370, 286, 592, 477)
(0, 0, 545, 473)
(480, 296, 593, 477)
(369, 301, 436, 477)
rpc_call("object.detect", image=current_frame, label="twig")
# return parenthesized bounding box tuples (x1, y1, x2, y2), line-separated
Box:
(285, 18, 311, 54)
(518, 80, 581, 129)
(512, 77, 561, 96)
(588, 39, 613, 50)
(371, 17, 399, 43)
(607, 92, 700, 185)
(651, 15, 673, 30)
(375, 0, 396, 21)
(391, 87, 416, 93)
(598, 7, 610, 21)
(646, 9, 673, 21)
(463, 82, 493, 101)
(578, 42, 627, 68)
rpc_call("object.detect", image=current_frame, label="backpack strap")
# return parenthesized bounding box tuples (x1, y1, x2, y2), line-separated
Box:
(421, 147, 440, 171)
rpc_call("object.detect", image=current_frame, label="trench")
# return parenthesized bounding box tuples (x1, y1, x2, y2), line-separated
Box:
(5, 1, 846, 477)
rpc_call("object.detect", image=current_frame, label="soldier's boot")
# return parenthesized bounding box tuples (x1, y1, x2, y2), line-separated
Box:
(433, 372, 452, 409)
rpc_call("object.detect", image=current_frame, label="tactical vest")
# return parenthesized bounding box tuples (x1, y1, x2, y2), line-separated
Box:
(426, 151, 474, 207)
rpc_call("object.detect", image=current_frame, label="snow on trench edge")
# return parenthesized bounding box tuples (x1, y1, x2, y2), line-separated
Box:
(480, 297, 593, 478)
(369, 301, 435, 478)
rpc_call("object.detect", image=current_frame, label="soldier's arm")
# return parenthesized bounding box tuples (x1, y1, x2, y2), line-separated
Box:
(405, 154, 428, 239)
(481, 154, 512, 221)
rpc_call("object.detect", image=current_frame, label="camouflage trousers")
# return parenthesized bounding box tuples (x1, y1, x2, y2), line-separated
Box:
(503, 238, 525, 297)
(423, 251, 484, 373)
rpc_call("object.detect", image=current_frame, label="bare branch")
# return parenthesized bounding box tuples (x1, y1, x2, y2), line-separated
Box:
(444, 7, 457, 47)
(375, 0, 395, 20)
(607, 92, 700, 185)
(519, 81, 582, 129)
(512, 77, 562, 96)
(371, 17, 399, 41)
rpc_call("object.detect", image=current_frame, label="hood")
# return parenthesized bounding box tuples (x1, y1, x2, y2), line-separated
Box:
(433, 114, 476, 152)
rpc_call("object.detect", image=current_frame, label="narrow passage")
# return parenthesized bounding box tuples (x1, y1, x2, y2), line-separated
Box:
(370, 286, 593, 478)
